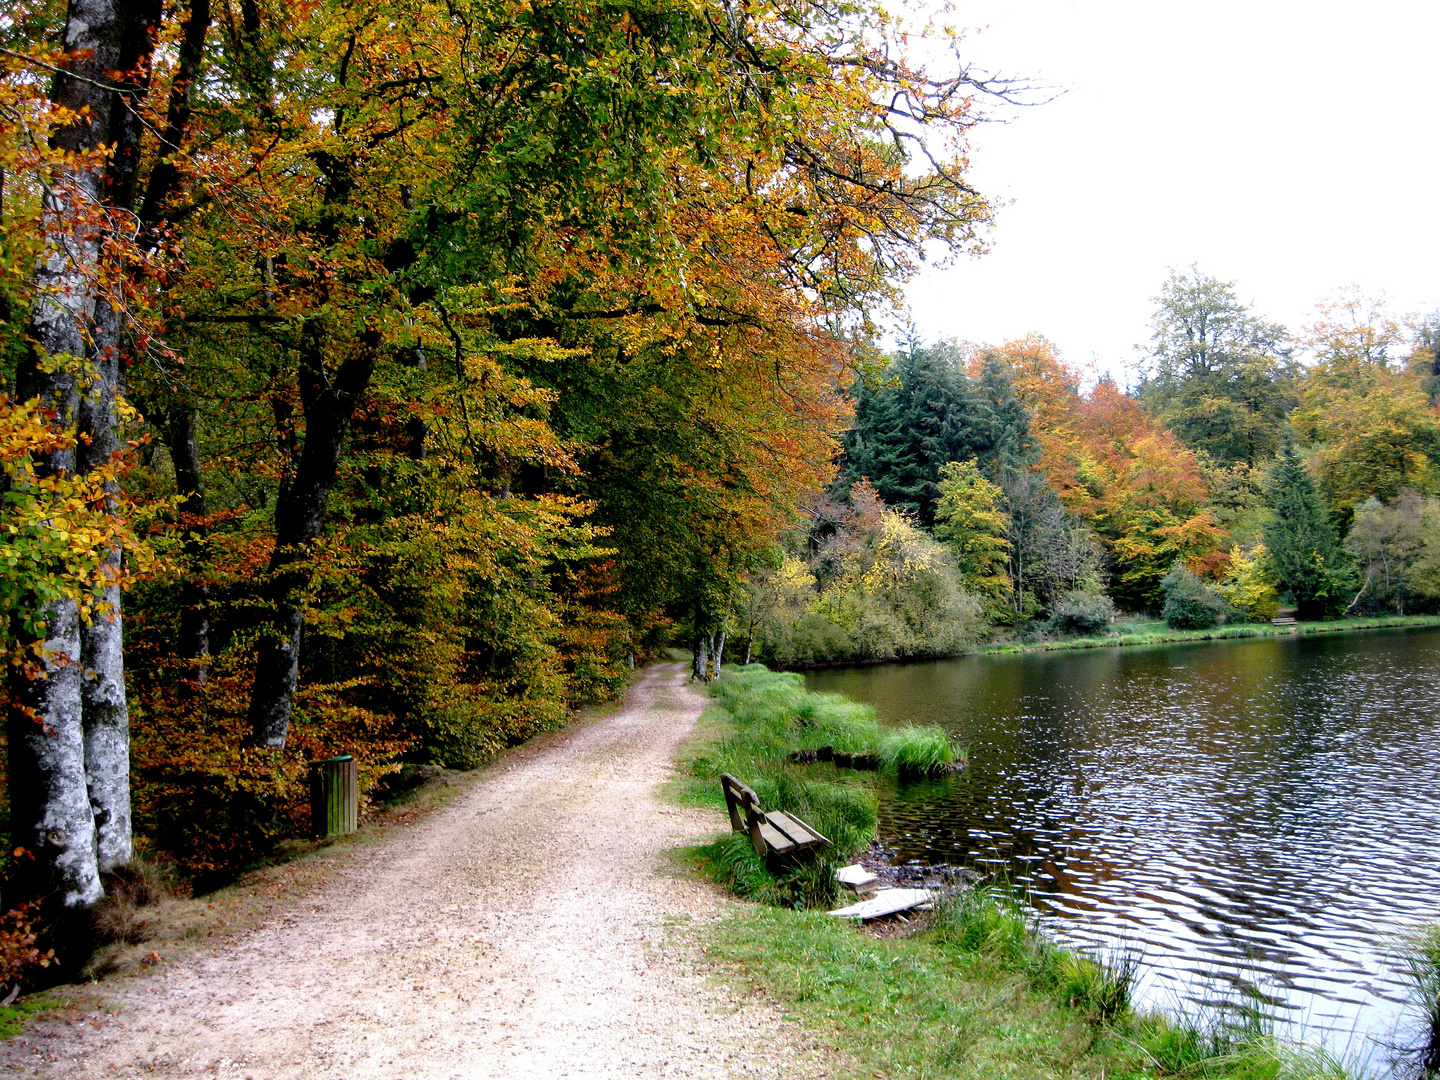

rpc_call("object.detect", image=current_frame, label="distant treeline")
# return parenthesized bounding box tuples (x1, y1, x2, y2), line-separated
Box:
(741, 271, 1440, 666)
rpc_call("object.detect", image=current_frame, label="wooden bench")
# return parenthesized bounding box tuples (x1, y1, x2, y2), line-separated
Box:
(720, 772, 830, 859)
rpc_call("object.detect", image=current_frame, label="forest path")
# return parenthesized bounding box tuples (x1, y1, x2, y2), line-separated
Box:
(1, 664, 839, 1079)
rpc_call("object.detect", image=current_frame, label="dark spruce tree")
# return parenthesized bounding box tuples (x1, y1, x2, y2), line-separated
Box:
(1263, 437, 1348, 618)
(841, 339, 980, 525)
(973, 350, 1039, 481)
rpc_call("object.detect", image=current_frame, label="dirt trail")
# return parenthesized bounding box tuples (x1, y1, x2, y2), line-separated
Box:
(2, 664, 840, 1079)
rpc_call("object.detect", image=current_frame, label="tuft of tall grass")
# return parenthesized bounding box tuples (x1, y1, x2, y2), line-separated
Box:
(930, 884, 1136, 1022)
(932, 882, 1036, 962)
(879, 725, 959, 777)
(708, 664, 968, 779)
(1399, 924, 1440, 1077)
(1128, 984, 1363, 1080)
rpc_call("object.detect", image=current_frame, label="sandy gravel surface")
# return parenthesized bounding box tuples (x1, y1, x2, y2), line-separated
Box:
(1, 664, 843, 1079)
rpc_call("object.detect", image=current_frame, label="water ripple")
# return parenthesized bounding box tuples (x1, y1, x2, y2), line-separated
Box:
(808, 628, 1440, 1068)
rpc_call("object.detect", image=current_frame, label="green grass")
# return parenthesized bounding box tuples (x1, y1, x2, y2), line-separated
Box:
(0, 999, 54, 1040)
(1397, 924, 1440, 1076)
(930, 884, 1136, 1022)
(697, 891, 1368, 1080)
(980, 614, 1440, 656)
(879, 725, 961, 777)
(703, 664, 966, 774)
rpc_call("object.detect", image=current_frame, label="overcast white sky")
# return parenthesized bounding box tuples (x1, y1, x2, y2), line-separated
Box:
(895, 0, 1440, 383)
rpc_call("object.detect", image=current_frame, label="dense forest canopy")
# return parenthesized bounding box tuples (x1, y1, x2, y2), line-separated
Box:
(2, 0, 1438, 978)
(0, 0, 1008, 944)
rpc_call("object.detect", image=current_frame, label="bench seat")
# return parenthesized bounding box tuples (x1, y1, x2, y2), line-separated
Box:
(720, 772, 831, 859)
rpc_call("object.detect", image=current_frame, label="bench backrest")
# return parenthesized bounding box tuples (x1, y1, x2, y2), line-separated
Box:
(720, 772, 761, 833)
(720, 772, 832, 859)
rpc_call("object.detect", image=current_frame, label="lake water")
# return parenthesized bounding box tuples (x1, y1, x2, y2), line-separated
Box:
(806, 628, 1440, 1070)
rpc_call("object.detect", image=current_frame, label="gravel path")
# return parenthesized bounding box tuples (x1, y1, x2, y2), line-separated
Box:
(2, 664, 842, 1079)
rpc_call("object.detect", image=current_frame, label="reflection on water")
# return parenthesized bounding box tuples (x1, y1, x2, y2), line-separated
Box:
(806, 628, 1440, 1065)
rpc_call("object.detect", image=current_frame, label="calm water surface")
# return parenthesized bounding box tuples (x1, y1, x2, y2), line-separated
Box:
(807, 628, 1440, 1066)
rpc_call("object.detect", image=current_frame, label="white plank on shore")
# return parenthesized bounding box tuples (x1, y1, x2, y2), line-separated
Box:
(835, 865, 879, 893)
(827, 887, 933, 919)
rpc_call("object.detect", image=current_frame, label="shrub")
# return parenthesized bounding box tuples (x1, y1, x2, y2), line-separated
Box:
(1219, 543, 1281, 622)
(1047, 590, 1116, 636)
(1161, 563, 1233, 629)
(0, 902, 52, 992)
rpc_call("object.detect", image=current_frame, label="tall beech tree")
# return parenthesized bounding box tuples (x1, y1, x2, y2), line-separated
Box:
(6, 0, 161, 917)
(1139, 268, 1292, 466)
(1291, 291, 1440, 518)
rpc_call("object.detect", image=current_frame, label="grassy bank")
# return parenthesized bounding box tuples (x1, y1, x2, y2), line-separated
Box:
(676, 666, 1382, 1080)
(668, 665, 960, 907)
(979, 614, 1440, 656)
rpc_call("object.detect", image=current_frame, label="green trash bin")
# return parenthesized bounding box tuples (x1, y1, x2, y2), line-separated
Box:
(310, 755, 358, 838)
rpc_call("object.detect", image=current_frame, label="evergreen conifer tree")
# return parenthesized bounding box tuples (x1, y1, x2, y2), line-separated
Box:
(841, 340, 978, 524)
(973, 351, 1039, 482)
(1263, 436, 1348, 618)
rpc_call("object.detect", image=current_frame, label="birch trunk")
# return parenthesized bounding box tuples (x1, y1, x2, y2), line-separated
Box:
(693, 635, 708, 682)
(711, 630, 726, 679)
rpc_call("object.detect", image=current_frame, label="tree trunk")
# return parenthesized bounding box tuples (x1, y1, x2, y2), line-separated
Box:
(693, 635, 708, 683)
(78, 570, 132, 872)
(711, 630, 726, 679)
(6, 611, 102, 912)
(134, 0, 212, 684)
(75, 341, 133, 870)
(169, 405, 211, 679)
(138, 0, 209, 240)
(9, 0, 159, 905)
(72, 0, 162, 875)
(246, 332, 379, 748)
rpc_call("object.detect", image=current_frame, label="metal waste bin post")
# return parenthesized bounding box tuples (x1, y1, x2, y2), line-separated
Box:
(310, 755, 358, 838)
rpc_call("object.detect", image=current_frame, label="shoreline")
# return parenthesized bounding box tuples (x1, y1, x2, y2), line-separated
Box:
(978, 612, 1440, 655)
(765, 613, 1440, 670)
(677, 666, 1405, 1080)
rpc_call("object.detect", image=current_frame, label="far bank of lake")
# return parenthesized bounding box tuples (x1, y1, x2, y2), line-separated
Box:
(978, 612, 1440, 656)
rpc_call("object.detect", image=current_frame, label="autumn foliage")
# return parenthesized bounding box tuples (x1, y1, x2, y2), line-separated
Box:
(4, 0, 1439, 956)
(1, 0, 1005, 899)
